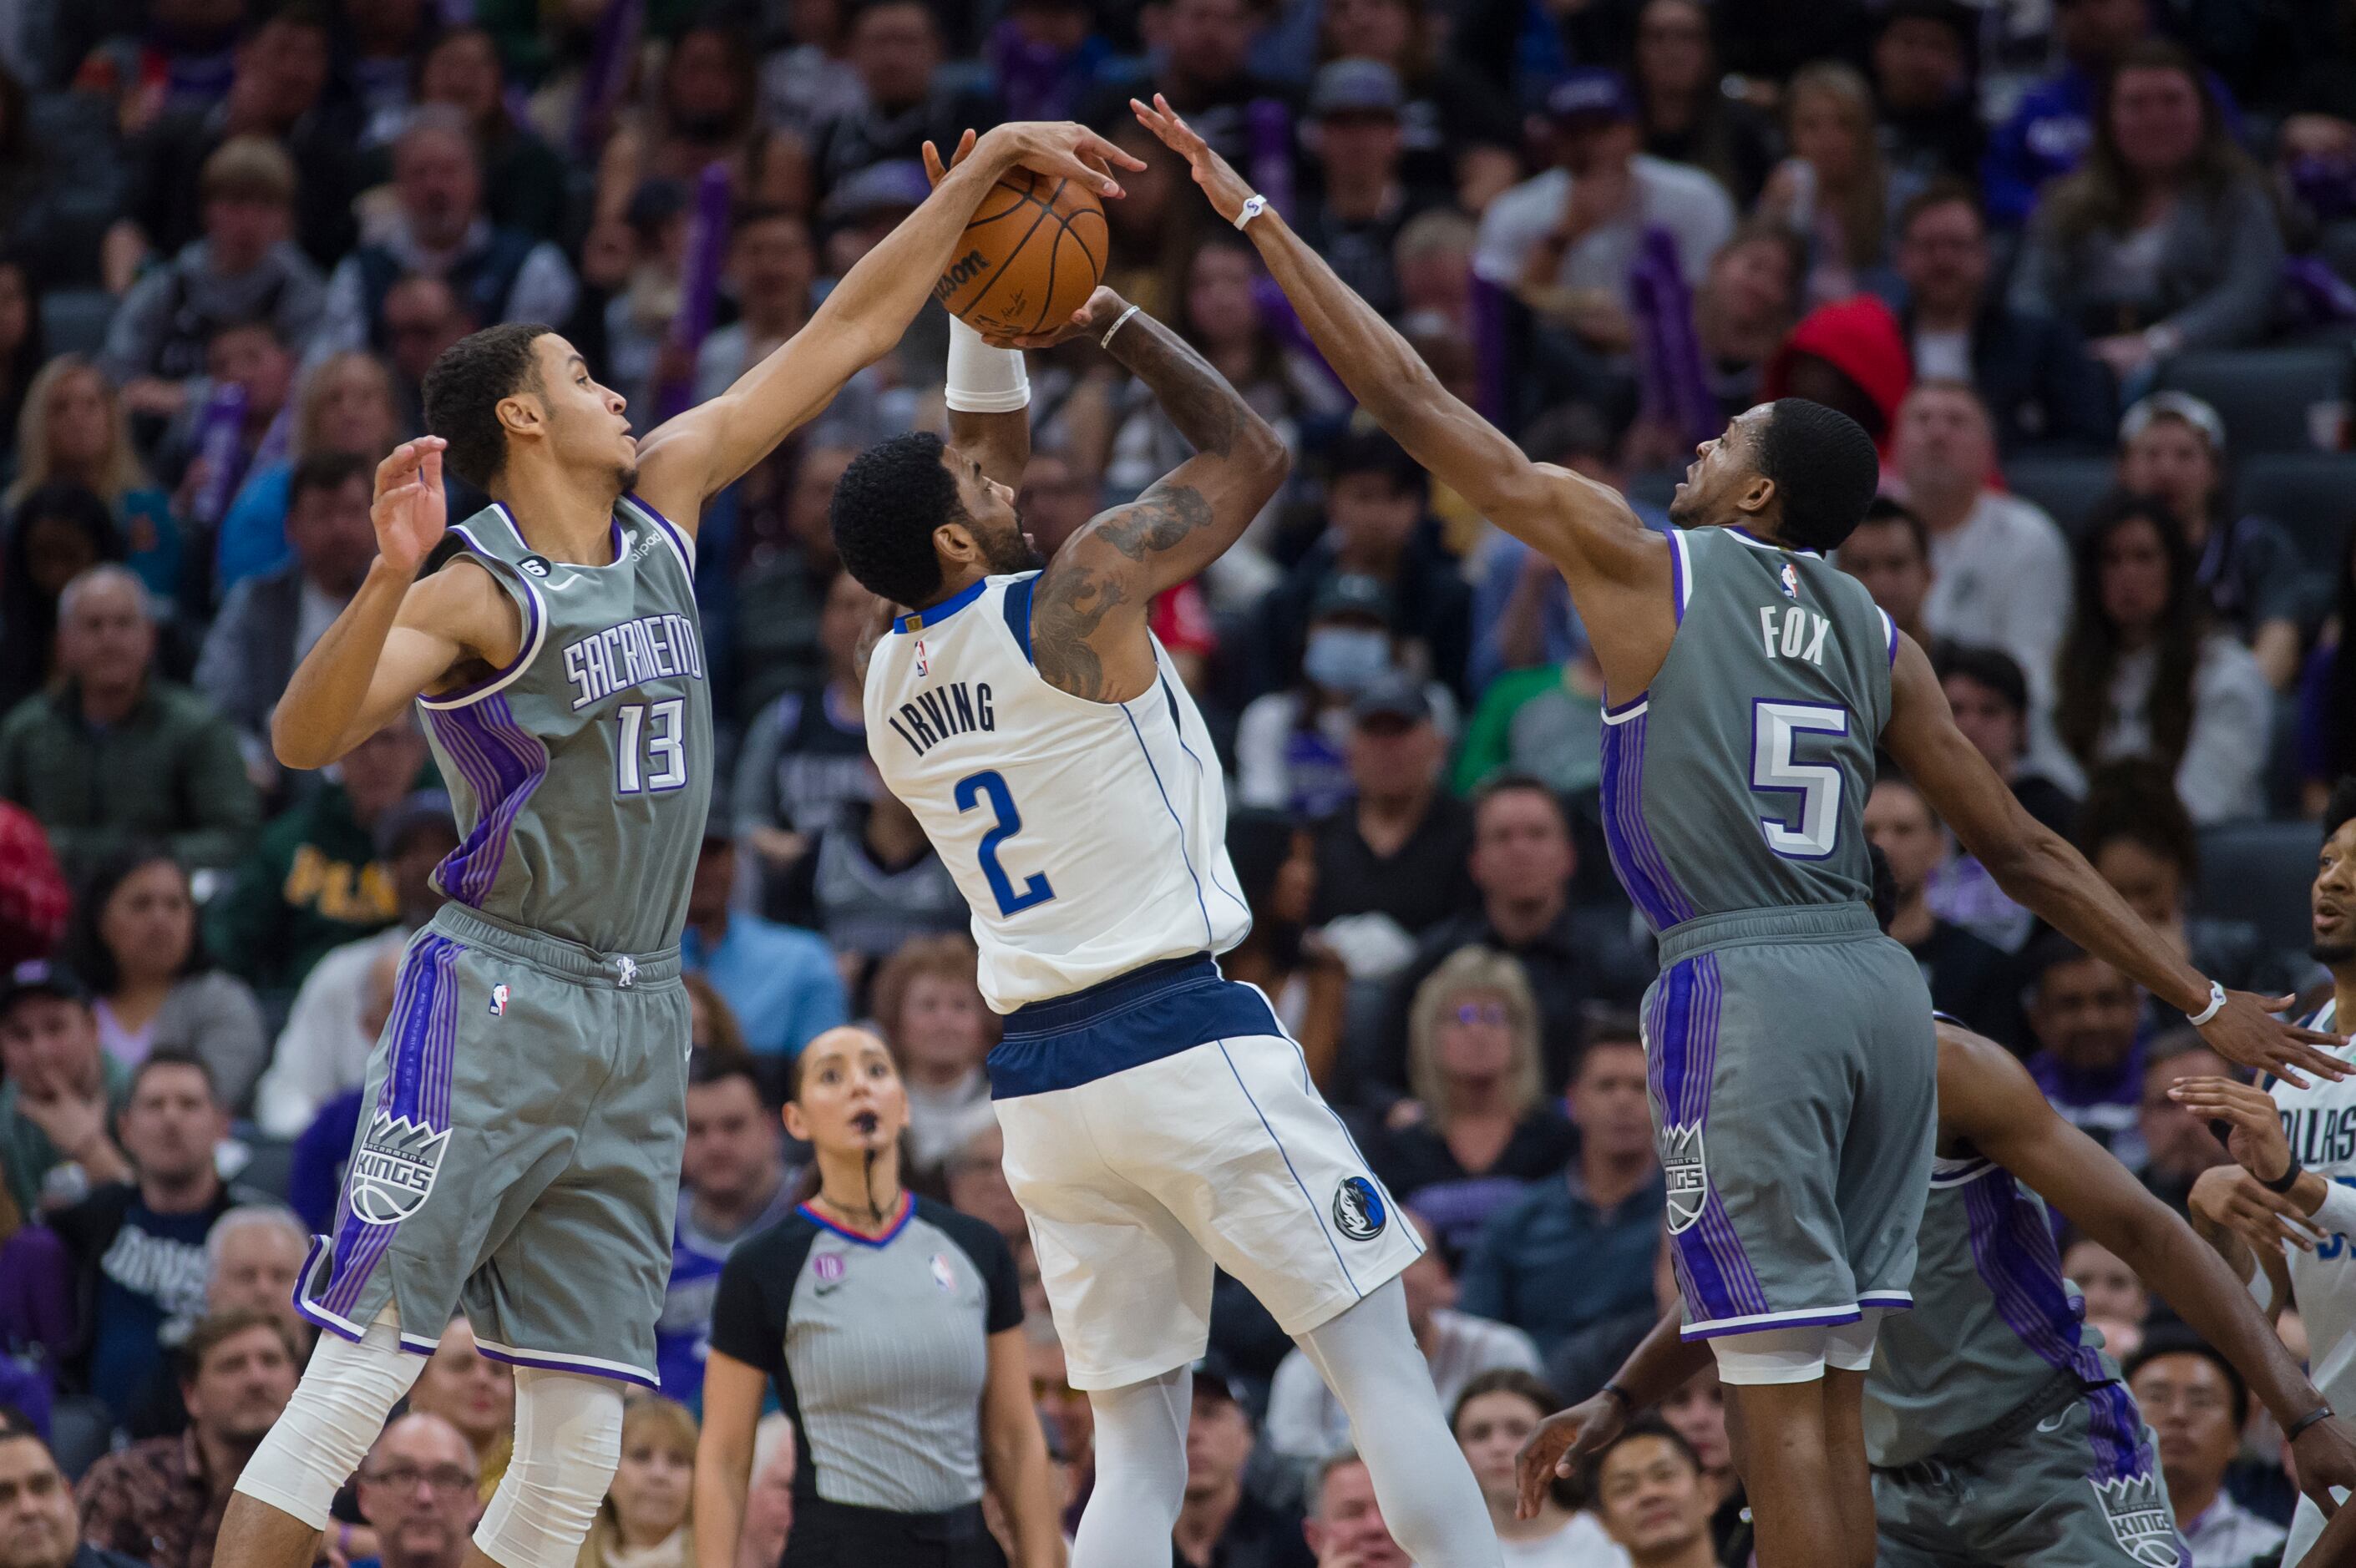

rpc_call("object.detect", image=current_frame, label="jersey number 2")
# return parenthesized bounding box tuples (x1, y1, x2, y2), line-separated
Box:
(955, 770, 1056, 917)
(616, 699, 688, 794)
(1751, 701, 1847, 860)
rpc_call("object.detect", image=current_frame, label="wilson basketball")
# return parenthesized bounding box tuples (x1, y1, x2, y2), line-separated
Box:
(934, 169, 1108, 340)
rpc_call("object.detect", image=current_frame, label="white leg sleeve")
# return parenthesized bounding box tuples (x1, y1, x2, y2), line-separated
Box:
(233, 1308, 427, 1530)
(473, 1368, 625, 1568)
(1295, 1278, 1504, 1568)
(1072, 1367, 1189, 1568)
(1824, 1309, 1882, 1373)
(1708, 1324, 1832, 1386)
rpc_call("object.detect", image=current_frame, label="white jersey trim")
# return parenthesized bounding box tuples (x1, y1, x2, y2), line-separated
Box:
(416, 524, 550, 711)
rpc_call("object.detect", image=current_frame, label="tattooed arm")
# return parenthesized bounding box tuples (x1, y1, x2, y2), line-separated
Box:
(1017, 290, 1288, 703)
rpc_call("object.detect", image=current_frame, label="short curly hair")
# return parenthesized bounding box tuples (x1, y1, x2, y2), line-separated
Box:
(422, 322, 552, 490)
(1756, 397, 1881, 553)
(830, 431, 962, 608)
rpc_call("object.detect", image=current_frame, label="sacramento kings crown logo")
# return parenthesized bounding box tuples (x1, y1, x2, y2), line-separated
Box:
(349, 1110, 452, 1226)
(1659, 1123, 1707, 1234)
(2090, 1474, 2183, 1566)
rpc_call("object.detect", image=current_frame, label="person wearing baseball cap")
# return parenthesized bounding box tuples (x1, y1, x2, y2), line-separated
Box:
(1472, 66, 1735, 352)
(1295, 61, 1448, 318)
(2115, 392, 2311, 687)
(0, 959, 131, 1222)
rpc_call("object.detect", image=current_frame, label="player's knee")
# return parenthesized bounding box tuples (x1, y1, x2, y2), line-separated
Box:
(474, 1369, 626, 1568)
(232, 1312, 425, 1529)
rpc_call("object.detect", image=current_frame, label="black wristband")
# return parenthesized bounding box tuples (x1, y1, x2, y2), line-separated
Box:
(1600, 1382, 1634, 1414)
(2262, 1152, 2306, 1196)
(2288, 1405, 2334, 1443)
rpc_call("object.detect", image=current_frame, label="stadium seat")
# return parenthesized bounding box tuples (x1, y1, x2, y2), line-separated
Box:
(2234, 453, 2356, 576)
(2194, 818, 2323, 959)
(38, 289, 117, 359)
(2156, 345, 2351, 454)
(2000, 454, 2115, 535)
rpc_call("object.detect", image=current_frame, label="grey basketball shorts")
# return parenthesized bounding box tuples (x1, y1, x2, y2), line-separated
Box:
(1644, 904, 1938, 1340)
(1876, 1385, 2189, 1567)
(294, 903, 689, 1386)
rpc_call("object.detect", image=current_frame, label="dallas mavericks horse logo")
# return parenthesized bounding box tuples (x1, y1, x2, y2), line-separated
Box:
(1659, 1123, 1707, 1234)
(1332, 1177, 1387, 1241)
(2090, 1474, 2182, 1566)
(349, 1111, 452, 1225)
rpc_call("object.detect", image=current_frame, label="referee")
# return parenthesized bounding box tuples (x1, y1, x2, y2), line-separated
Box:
(692, 1025, 1064, 1568)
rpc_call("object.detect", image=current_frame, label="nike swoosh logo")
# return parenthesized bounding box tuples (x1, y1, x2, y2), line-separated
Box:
(541, 572, 581, 589)
(2038, 1411, 2069, 1433)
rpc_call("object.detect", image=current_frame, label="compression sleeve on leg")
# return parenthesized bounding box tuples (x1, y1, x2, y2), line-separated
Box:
(232, 1307, 428, 1530)
(1072, 1366, 1189, 1568)
(474, 1368, 626, 1568)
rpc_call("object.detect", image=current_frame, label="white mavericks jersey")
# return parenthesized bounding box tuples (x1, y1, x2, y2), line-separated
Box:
(864, 572, 1251, 1012)
(2271, 999, 2356, 1563)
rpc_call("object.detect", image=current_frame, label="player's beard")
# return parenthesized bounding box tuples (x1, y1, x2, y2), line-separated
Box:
(978, 514, 1046, 574)
(2315, 934, 2355, 969)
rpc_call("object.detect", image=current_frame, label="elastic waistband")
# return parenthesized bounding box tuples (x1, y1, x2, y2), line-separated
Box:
(794, 1495, 988, 1538)
(427, 903, 681, 987)
(1001, 953, 1220, 1038)
(1657, 903, 1881, 965)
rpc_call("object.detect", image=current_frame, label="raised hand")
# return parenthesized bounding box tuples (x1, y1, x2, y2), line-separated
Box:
(2189, 1163, 2320, 1254)
(976, 121, 1143, 199)
(2168, 1074, 2298, 1180)
(2291, 1414, 2356, 1520)
(1131, 94, 1257, 225)
(372, 437, 449, 579)
(2195, 991, 2349, 1089)
(989, 286, 1130, 352)
(921, 129, 979, 189)
(1515, 1393, 1626, 1520)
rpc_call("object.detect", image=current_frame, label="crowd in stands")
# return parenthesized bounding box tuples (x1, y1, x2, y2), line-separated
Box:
(0, 0, 2353, 1561)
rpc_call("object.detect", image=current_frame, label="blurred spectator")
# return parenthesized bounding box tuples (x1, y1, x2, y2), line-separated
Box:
(0, 803, 69, 969)
(680, 829, 848, 1061)
(4, 360, 175, 609)
(596, 23, 807, 230)
(114, 6, 363, 271)
(215, 353, 404, 598)
(1303, 1450, 1407, 1568)
(2136, 1034, 2232, 1213)
(1096, 0, 1292, 166)
(1452, 1369, 1628, 1565)
(1656, 1368, 1742, 1550)
(1256, 429, 1468, 701)
(809, 0, 997, 204)
(1934, 643, 2080, 835)
(943, 1121, 1026, 1243)
(335, 0, 432, 143)
(773, 772, 965, 994)
(1628, 0, 1775, 209)
(159, 318, 296, 519)
(2052, 494, 2271, 823)
(1379, 780, 1641, 1095)
(101, 138, 327, 424)
(1836, 496, 1933, 648)
(0, 256, 38, 466)
(732, 569, 878, 903)
(249, 789, 453, 1139)
(74, 1308, 298, 1568)
(731, 1419, 798, 1568)
(657, 1049, 794, 1403)
(1221, 815, 1346, 1085)
(1588, 1421, 1716, 1568)
(1884, 182, 2115, 453)
(1306, 676, 1476, 960)
(0, 65, 120, 292)
(70, 0, 245, 144)
(695, 210, 820, 405)
(1292, 63, 1443, 320)
(1871, 0, 1981, 192)
(0, 960, 129, 1220)
(1459, 1029, 1662, 1353)
(2126, 1334, 2286, 1568)
(1173, 1363, 1312, 1568)
(281, 943, 398, 1234)
(205, 711, 418, 1007)
(2073, 1243, 2151, 1359)
(2021, 934, 2146, 1161)
(1468, 409, 1632, 695)
(986, 0, 1121, 124)
(377, 276, 474, 437)
(2304, 524, 2356, 810)
(1096, 114, 1207, 326)
(1239, 573, 1414, 817)
(403, 1318, 513, 1507)
(1371, 948, 1577, 1254)
(871, 933, 997, 1176)
(1759, 63, 1888, 307)
(1266, 1210, 1538, 1464)
(201, 1206, 308, 1338)
(63, 847, 266, 1108)
(1392, 211, 1478, 344)
(312, 110, 578, 365)
(0, 484, 127, 715)
(48, 1051, 261, 1430)
(1678, 225, 1806, 429)
(409, 26, 568, 245)
(576, 1398, 696, 1567)
(2010, 40, 2282, 381)
(1476, 69, 1735, 352)
(1862, 777, 2018, 1042)
(1759, 292, 1912, 450)
(726, 440, 856, 725)
(0, 564, 259, 881)
(1317, 0, 1519, 209)
(2115, 392, 2309, 689)
(197, 451, 376, 771)
(1892, 381, 2073, 711)
(352, 1411, 481, 1568)
(0, 1421, 148, 1568)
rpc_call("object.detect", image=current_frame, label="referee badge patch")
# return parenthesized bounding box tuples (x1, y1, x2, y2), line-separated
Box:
(1332, 1176, 1386, 1241)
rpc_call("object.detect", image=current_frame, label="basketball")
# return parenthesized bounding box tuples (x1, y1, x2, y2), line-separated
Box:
(933, 169, 1108, 340)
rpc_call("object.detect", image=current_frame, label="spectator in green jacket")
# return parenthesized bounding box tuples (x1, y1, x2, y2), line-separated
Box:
(205, 711, 425, 1004)
(0, 565, 258, 884)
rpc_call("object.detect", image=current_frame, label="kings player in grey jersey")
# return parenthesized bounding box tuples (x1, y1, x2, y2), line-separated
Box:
(214, 120, 1141, 1568)
(1132, 94, 2350, 1568)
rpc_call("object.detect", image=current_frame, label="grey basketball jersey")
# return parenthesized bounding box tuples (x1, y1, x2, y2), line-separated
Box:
(1599, 526, 1896, 931)
(419, 495, 712, 955)
(1867, 1154, 2137, 1473)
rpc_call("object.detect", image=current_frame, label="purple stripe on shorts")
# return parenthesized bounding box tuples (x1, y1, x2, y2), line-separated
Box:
(1651, 954, 1769, 1324)
(474, 1343, 661, 1390)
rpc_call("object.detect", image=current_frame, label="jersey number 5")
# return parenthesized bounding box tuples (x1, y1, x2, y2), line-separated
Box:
(955, 770, 1056, 917)
(1751, 701, 1847, 860)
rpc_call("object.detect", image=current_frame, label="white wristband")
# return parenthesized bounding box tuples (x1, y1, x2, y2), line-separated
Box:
(1100, 304, 1141, 351)
(1234, 194, 1269, 230)
(945, 312, 1031, 414)
(2188, 980, 2228, 1027)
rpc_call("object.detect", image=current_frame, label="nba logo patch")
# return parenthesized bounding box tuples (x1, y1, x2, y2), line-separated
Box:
(915, 638, 930, 679)
(1659, 1123, 1707, 1234)
(2091, 1474, 2181, 1566)
(348, 1110, 451, 1225)
(1778, 562, 1800, 599)
(930, 1252, 958, 1292)
(488, 984, 509, 1016)
(1331, 1176, 1386, 1241)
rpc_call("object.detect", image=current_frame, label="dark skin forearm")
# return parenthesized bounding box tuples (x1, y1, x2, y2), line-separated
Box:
(1100, 302, 1254, 468)
(2100, 1202, 2326, 1428)
(1612, 1307, 1715, 1409)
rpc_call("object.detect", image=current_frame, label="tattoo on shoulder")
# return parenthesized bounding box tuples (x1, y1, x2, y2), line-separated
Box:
(1094, 482, 1213, 560)
(1029, 484, 1209, 700)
